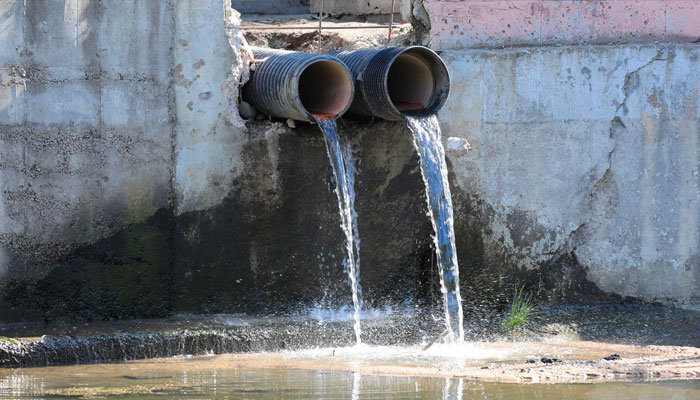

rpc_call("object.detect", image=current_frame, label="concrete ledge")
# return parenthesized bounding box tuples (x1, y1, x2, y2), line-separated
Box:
(310, 0, 404, 15)
(426, 0, 700, 49)
(0, 316, 432, 367)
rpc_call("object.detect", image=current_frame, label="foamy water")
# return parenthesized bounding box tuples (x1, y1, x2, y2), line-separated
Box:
(281, 342, 512, 367)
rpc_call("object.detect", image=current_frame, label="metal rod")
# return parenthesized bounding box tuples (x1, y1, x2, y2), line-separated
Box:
(244, 25, 398, 30)
(317, 0, 323, 53)
(388, 0, 395, 44)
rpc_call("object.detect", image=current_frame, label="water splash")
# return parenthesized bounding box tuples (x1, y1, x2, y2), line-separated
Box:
(316, 117, 363, 345)
(406, 115, 465, 343)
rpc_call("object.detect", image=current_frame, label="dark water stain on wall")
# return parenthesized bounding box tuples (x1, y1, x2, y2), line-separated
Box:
(0, 120, 433, 322)
(0, 117, 627, 324)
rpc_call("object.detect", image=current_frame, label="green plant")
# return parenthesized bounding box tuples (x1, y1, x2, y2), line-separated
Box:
(0, 336, 20, 344)
(501, 285, 539, 331)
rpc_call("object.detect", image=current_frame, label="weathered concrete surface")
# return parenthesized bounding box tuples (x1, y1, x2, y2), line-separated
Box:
(419, 0, 700, 49)
(170, 120, 432, 315)
(173, 0, 248, 214)
(310, 0, 407, 15)
(0, 0, 177, 321)
(2, 0, 699, 323)
(0, 0, 248, 321)
(440, 44, 700, 309)
(1, 303, 698, 368)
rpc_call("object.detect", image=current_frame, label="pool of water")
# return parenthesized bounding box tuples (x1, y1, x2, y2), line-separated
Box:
(0, 355, 698, 399)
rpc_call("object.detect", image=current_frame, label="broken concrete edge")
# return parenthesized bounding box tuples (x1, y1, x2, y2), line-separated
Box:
(1, 329, 699, 385)
(0, 318, 435, 368)
(222, 1, 249, 129)
(2, 301, 699, 368)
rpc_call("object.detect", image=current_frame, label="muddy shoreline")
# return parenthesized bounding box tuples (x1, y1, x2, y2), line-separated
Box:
(1, 303, 698, 384)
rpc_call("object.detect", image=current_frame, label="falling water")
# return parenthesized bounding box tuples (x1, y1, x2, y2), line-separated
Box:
(316, 117, 363, 345)
(406, 115, 465, 343)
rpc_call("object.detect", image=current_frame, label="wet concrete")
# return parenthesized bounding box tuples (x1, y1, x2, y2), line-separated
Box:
(1, 303, 698, 368)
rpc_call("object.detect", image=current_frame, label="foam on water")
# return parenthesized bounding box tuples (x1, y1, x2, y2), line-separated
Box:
(305, 306, 400, 323)
(281, 342, 511, 367)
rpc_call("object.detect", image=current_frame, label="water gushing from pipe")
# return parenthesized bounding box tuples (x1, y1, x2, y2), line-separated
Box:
(316, 117, 363, 345)
(406, 115, 464, 344)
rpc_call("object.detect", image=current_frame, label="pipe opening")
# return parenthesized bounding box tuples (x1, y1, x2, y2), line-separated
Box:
(386, 48, 449, 116)
(298, 60, 353, 118)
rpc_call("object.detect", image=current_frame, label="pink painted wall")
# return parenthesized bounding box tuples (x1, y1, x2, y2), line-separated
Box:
(425, 0, 700, 49)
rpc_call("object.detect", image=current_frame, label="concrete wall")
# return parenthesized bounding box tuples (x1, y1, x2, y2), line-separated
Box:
(410, 0, 700, 309)
(310, 0, 407, 15)
(1, 0, 698, 321)
(0, 0, 432, 321)
(0, 0, 249, 320)
(440, 44, 700, 308)
(420, 0, 700, 49)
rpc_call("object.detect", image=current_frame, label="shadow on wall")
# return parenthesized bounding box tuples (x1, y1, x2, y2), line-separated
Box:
(0, 119, 436, 322)
(231, 0, 311, 14)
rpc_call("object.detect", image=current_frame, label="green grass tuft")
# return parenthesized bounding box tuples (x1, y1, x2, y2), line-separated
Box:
(0, 336, 20, 344)
(501, 285, 539, 331)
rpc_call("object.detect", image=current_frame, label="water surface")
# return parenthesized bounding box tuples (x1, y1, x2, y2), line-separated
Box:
(0, 359, 697, 399)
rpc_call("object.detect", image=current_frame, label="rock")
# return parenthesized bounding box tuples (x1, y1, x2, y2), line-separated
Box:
(445, 137, 471, 157)
(541, 357, 562, 364)
(603, 353, 621, 361)
(238, 100, 257, 120)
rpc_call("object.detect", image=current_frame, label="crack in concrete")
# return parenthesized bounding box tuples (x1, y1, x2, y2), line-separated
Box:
(553, 49, 668, 265)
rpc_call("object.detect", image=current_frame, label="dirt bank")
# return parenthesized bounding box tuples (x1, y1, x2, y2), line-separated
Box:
(201, 341, 700, 384)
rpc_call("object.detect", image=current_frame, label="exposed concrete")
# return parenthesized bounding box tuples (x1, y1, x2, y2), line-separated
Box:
(1, 0, 699, 324)
(423, 0, 700, 50)
(0, 0, 248, 321)
(440, 44, 700, 309)
(241, 14, 415, 53)
(310, 0, 407, 16)
(1, 303, 698, 369)
(173, 0, 248, 214)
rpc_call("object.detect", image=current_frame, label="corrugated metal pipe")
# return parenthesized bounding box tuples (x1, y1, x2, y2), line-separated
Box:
(331, 46, 450, 121)
(243, 48, 354, 122)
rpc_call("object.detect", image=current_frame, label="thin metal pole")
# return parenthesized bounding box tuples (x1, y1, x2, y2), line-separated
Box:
(317, 0, 323, 53)
(388, 0, 395, 45)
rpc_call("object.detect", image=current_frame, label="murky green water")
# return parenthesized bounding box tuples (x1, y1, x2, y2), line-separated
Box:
(0, 357, 698, 399)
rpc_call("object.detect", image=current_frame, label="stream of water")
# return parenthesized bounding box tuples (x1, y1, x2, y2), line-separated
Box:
(316, 117, 363, 345)
(407, 115, 465, 343)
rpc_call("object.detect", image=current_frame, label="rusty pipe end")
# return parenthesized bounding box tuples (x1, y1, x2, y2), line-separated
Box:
(332, 46, 450, 120)
(244, 49, 354, 122)
(296, 58, 354, 121)
(386, 46, 450, 119)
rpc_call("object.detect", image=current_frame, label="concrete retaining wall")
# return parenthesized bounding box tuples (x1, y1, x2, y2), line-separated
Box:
(0, 0, 249, 320)
(421, 0, 700, 49)
(0, 0, 431, 322)
(441, 44, 700, 308)
(310, 0, 406, 15)
(1, 0, 698, 322)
